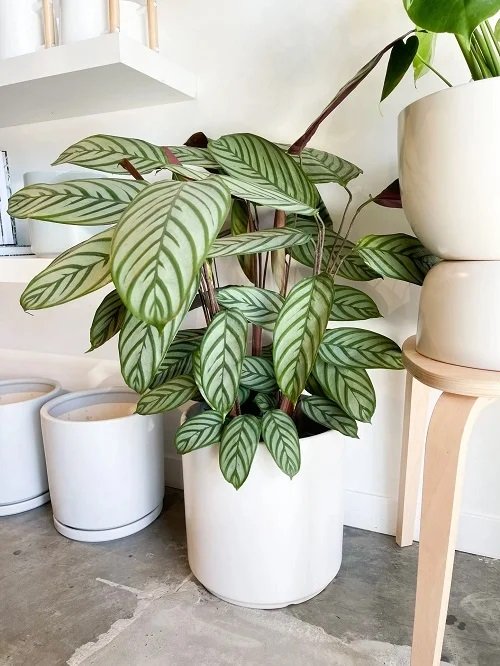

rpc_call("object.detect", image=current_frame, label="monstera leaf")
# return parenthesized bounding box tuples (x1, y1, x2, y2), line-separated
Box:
(405, 0, 500, 40)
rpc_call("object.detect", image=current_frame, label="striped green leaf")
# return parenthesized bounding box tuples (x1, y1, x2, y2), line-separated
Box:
(300, 395, 358, 438)
(208, 228, 310, 259)
(137, 375, 198, 415)
(261, 343, 273, 360)
(230, 199, 256, 282)
(20, 228, 113, 311)
(254, 392, 278, 413)
(313, 357, 375, 423)
(273, 273, 334, 404)
(219, 414, 261, 489)
(219, 175, 318, 215)
(217, 286, 284, 330)
(261, 410, 301, 479)
(319, 328, 403, 369)
(355, 234, 439, 286)
(165, 145, 219, 168)
(238, 386, 251, 405)
(199, 310, 248, 417)
(209, 133, 318, 212)
(330, 286, 381, 321)
(175, 410, 224, 454)
(111, 177, 231, 326)
(8, 179, 147, 226)
(282, 145, 363, 186)
(53, 134, 167, 174)
(89, 290, 126, 351)
(240, 357, 277, 392)
(150, 329, 205, 388)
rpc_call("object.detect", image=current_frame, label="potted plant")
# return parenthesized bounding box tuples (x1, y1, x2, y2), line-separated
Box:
(9, 130, 436, 606)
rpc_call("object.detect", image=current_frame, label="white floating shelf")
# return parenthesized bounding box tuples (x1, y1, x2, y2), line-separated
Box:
(0, 256, 51, 283)
(0, 33, 196, 127)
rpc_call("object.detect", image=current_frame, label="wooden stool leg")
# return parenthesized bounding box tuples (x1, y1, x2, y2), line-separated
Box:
(396, 373, 431, 547)
(411, 393, 490, 666)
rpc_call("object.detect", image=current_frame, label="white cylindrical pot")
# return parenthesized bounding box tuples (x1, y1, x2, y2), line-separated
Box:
(417, 261, 500, 370)
(399, 78, 500, 260)
(0, 0, 44, 59)
(0, 378, 62, 516)
(60, 0, 108, 44)
(41, 388, 164, 542)
(182, 415, 344, 609)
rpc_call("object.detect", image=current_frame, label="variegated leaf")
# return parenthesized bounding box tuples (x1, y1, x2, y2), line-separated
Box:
(230, 198, 256, 282)
(149, 329, 205, 388)
(53, 134, 167, 174)
(281, 145, 363, 186)
(165, 145, 219, 168)
(208, 228, 311, 259)
(330, 286, 381, 321)
(175, 410, 224, 454)
(254, 392, 278, 413)
(220, 175, 318, 215)
(219, 414, 261, 489)
(319, 328, 403, 369)
(136, 375, 198, 415)
(217, 286, 284, 330)
(89, 289, 126, 351)
(313, 357, 375, 423)
(111, 177, 231, 326)
(273, 273, 334, 404)
(20, 228, 113, 311)
(199, 310, 248, 417)
(238, 386, 251, 404)
(300, 395, 358, 437)
(261, 410, 301, 479)
(240, 357, 277, 393)
(8, 179, 147, 226)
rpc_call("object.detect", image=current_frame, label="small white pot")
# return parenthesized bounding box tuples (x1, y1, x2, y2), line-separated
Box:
(182, 411, 344, 609)
(399, 78, 500, 260)
(60, 0, 147, 45)
(0, 0, 44, 59)
(417, 261, 500, 370)
(0, 378, 62, 516)
(41, 388, 164, 542)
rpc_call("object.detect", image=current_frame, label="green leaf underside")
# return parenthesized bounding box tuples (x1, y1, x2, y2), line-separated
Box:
(217, 286, 284, 330)
(261, 410, 301, 479)
(240, 357, 278, 392)
(413, 31, 437, 81)
(89, 290, 126, 351)
(208, 133, 319, 212)
(20, 227, 113, 311)
(219, 175, 318, 215)
(219, 414, 261, 489)
(273, 273, 334, 404)
(330, 286, 381, 321)
(53, 134, 167, 174)
(313, 357, 376, 423)
(278, 145, 362, 186)
(230, 199, 256, 282)
(199, 310, 248, 416)
(150, 329, 205, 388)
(319, 328, 403, 369)
(8, 179, 147, 225)
(254, 392, 278, 413)
(111, 177, 230, 327)
(406, 0, 500, 40)
(136, 375, 198, 415)
(300, 396, 359, 438)
(381, 36, 419, 101)
(175, 410, 224, 454)
(355, 233, 439, 286)
(208, 228, 311, 258)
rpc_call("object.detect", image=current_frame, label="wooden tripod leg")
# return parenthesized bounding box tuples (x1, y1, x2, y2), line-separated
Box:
(396, 373, 431, 547)
(411, 393, 490, 666)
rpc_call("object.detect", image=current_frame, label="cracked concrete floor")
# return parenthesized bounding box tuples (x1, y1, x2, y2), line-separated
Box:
(1, 490, 500, 666)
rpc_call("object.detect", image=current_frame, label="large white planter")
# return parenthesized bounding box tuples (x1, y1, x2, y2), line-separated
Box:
(182, 415, 344, 609)
(417, 261, 500, 370)
(0, 0, 44, 60)
(399, 78, 500, 260)
(40, 388, 164, 542)
(0, 378, 62, 516)
(60, 0, 147, 45)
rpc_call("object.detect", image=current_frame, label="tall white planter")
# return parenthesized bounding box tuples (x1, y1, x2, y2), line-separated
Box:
(60, 0, 147, 45)
(41, 388, 164, 542)
(0, 0, 44, 60)
(0, 378, 61, 516)
(182, 415, 344, 609)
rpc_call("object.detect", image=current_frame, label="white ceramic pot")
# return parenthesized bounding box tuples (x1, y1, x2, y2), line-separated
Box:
(23, 171, 108, 257)
(182, 411, 344, 609)
(417, 261, 500, 370)
(0, 378, 62, 516)
(60, 0, 146, 45)
(41, 388, 165, 542)
(0, 0, 44, 59)
(399, 78, 500, 260)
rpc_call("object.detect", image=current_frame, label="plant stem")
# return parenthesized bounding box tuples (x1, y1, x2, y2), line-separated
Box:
(251, 325, 262, 357)
(485, 20, 500, 58)
(331, 198, 374, 278)
(471, 35, 493, 77)
(472, 29, 496, 76)
(327, 188, 352, 272)
(119, 159, 145, 181)
(456, 34, 483, 80)
(479, 22, 500, 75)
(202, 261, 219, 317)
(278, 395, 295, 416)
(414, 54, 453, 87)
(313, 212, 325, 275)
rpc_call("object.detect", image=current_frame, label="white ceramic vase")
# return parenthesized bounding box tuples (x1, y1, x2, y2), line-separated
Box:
(40, 388, 164, 542)
(0, 378, 62, 516)
(182, 410, 344, 609)
(0, 0, 44, 59)
(60, 0, 147, 45)
(399, 78, 500, 260)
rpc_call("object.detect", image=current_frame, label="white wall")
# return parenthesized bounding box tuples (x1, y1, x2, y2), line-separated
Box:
(1, 0, 499, 557)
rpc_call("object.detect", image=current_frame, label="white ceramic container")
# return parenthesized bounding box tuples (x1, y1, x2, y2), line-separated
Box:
(182, 411, 344, 609)
(0, 0, 44, 60)
(41, 388, 164, 542)
(399, 78, 500, 260)
(417, 261, 500, 370)
(0, 378, 62, 516)
(60, 0, 147, 45)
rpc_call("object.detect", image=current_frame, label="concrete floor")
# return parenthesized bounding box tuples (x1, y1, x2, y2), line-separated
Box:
(1, 490, 499, 666)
